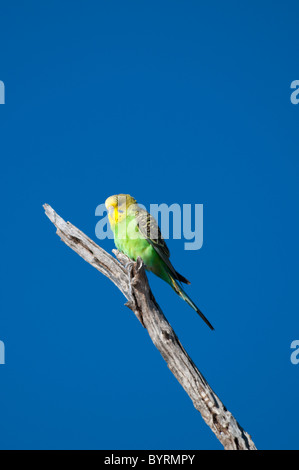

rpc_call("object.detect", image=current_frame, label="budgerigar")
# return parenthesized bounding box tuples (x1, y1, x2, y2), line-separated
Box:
(105, 194, 214, 330)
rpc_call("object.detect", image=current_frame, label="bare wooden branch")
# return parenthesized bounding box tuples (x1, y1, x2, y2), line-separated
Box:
(43, 203, 257, 450)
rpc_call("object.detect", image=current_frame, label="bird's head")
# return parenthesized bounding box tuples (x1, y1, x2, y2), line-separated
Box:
(105, 194, 137, 226)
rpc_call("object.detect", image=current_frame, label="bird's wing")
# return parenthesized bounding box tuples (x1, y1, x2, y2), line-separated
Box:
(135, 208, 186, 281)
(135, 208, 169, 253)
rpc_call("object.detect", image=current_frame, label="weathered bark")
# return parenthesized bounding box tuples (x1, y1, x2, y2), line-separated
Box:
(43, 203, 257, 450)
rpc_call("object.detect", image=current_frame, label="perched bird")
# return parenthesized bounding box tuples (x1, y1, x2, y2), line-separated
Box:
(105, 194, 214, 330)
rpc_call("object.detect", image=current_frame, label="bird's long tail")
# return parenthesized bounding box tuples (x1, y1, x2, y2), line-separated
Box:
(169, 275, 214, 330)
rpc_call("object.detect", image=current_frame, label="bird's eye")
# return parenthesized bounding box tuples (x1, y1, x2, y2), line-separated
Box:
(118, 209, 124, 214)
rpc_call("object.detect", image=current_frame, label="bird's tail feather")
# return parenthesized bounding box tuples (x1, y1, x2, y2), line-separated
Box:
(175, 270, 191, 285)
(169, 275, 214, 330)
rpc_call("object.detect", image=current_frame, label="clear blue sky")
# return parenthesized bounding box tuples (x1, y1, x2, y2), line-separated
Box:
(0, 1, 298, 450)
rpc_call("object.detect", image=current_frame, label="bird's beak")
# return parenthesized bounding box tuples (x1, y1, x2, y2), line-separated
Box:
(107, 205, 114, 215)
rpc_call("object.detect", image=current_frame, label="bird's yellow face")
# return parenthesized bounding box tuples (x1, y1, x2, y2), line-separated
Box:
(105, 194, 136, 227)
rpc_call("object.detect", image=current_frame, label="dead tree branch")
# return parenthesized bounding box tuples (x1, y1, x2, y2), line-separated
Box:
(43, 203, 256, 450)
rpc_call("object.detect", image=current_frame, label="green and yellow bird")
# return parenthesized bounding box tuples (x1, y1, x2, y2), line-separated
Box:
(105, 194, 214, 330)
